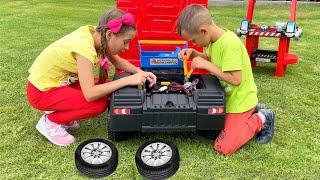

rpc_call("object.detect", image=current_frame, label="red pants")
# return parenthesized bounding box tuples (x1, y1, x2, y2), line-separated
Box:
(213, 108, 263, 156)
(26, 82, 109, 125)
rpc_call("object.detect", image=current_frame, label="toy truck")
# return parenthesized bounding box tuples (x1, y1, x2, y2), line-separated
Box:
(107, 0, 225, 141)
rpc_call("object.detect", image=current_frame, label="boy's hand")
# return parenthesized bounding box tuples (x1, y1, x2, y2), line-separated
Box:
(178, 48, 194, 60)
(191, 56, 212, 71)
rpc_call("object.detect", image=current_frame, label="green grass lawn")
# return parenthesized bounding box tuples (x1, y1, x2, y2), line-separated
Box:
(1, 0, 319, 179)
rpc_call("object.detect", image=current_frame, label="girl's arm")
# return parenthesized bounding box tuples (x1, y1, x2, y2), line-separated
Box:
(76, 54, 146, 102)
(110, 55, 157, 87)
(109, 55, 143, 74)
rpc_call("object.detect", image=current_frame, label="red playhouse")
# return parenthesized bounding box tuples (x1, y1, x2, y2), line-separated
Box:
(116, 0, 207, 75)
(236, 0, 302, 77)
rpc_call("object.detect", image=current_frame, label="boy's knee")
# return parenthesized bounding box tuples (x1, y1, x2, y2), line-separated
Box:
(213, 133, 236, 156)
(213, 141, 235, 156)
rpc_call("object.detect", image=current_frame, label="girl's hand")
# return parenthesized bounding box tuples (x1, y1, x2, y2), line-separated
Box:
(178, 48, 194, 60)
(126, 72, 157, 86)
(144, 72, 157, 87)
(191, 56, 212, 71)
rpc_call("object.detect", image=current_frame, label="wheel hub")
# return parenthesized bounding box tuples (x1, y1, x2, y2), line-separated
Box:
(81, 142, 112, 165)
(141, 142, 172, 167)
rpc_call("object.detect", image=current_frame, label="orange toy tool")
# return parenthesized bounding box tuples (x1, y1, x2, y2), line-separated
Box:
(183, 54, 193, 83)
(183, 54, 188, 76)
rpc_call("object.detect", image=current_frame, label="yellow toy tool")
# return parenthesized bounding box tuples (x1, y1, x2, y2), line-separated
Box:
(183, 54, 193, 83)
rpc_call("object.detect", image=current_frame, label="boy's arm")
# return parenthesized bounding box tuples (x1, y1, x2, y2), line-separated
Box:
(179, 48, 209, 61)
(206, 61, 242, 85)
(192, 49, 210, 61)
(192, 56, 242, 86)
(204, 41, 244, 86)
(212, 68, 242, 86)
(110, 55, 144, 74)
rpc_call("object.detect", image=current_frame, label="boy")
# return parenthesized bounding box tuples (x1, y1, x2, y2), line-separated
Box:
(177, 4, 275, 156)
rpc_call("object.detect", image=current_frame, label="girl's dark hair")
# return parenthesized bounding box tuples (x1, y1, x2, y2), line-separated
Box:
(96, 8, 136, 84)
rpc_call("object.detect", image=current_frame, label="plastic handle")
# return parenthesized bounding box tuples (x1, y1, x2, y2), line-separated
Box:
(183, 54, 188, 76)
(186, 69, 193, 78)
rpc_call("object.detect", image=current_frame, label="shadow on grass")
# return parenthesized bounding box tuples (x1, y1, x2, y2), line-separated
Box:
(252, 64, 276, 77)
(113, 132, 210, 143)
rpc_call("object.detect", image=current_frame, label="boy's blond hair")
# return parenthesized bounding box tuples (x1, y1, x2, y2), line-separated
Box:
(177, 4, 212, 35)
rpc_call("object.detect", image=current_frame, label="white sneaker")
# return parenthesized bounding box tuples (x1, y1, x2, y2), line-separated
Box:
(63, 121, 80, 131)
(44, 111, 54, 114)
(44, 111, 80, 131)
(36, 114, 75, 146)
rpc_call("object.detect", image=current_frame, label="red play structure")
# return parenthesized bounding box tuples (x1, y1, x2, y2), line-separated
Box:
(237, 0, 302, 77)
(117, 0, 207, 74)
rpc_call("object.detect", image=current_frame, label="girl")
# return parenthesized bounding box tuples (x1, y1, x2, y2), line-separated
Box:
(26, 9, 156, 146)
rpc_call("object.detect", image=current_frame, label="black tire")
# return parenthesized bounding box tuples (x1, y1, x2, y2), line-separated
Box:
(75, 138, 118, 178)
(197, 130, 220, 140)
(107, 121, 130, 142)
(135, 139, 180, 179)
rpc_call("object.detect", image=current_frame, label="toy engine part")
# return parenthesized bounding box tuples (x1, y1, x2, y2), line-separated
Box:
(150, 79, 199, 95)
(158, 86, 168, 92)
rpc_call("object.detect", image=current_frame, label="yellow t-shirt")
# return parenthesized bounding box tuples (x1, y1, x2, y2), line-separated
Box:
(205, 30, 258, 113)
(28, 25, 98, 91)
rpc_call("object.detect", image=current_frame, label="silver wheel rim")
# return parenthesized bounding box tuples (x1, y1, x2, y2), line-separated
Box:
(81, 141, 112, 165)
(141, 142, 172, 167)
